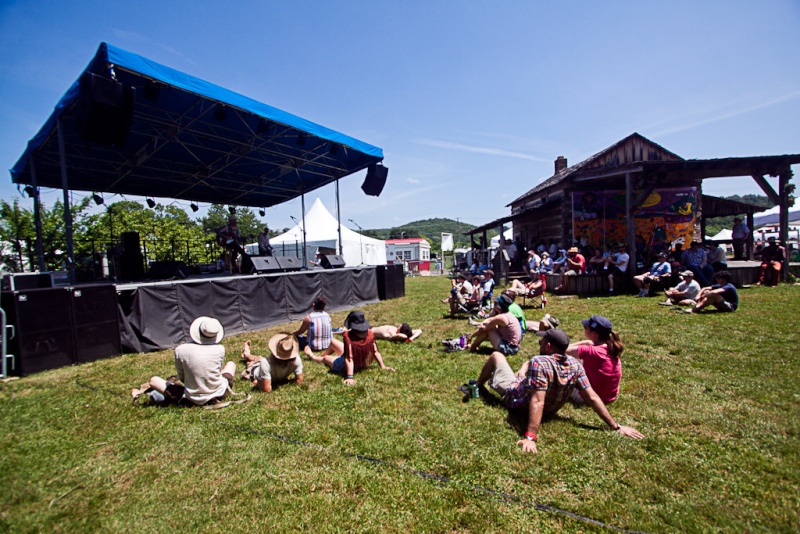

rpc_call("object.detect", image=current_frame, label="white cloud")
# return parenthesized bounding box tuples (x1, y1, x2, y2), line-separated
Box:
(415, 138, 547, 162)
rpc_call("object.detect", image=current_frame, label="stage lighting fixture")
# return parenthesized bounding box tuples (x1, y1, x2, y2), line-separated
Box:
(146, 198, 156, 209)
(92, 193, 104, 205)
(328, 142, 340, 156)
(228, 206, 236, 215)
(296, 133, 307, 146)
(190, 203, 199, 212)
(24, 185, 36, 198)
(259, 208, 265, 217)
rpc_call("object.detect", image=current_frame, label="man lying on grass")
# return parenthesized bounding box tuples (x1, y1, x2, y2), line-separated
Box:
(474, 328, 644, 453)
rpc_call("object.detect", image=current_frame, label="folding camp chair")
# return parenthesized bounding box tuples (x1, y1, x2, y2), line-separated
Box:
(522, 273, 547, 309)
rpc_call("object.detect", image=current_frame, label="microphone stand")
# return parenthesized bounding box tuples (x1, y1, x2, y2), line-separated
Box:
(349, 219, 365, 266)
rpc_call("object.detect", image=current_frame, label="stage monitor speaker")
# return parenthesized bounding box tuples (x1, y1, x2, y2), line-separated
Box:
(121, 231, 141, 255)
(376, 264, 404, 300)
(70, 284, 121, 363)
(149, 261, 189, 280)
(1, 288, 75, 375)
(361, 163, 388, 197)
(275, 256, 302, 272)
(246, 256, 282, 274)
(1, 272, 54, 292)
(320, 254, 346, 269)
(77, 72, 134, 147)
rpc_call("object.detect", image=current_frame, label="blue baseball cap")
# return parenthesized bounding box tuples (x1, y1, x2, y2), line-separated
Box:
(581, 315, 613, 333)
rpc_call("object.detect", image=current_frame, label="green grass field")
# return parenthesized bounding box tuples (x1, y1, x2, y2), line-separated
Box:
(1, 277, 798, 533)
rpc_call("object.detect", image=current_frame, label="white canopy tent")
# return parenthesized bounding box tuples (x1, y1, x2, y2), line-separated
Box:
(260, 198, 387, 267)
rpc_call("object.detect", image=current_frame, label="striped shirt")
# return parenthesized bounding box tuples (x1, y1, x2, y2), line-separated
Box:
(307, 311, 333, 351)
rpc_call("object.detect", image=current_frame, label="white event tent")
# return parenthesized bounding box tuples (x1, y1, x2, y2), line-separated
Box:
(261, 198, 386, 267)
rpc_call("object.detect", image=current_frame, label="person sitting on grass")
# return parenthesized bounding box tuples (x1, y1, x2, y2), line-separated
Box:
(371, 323, 422, 342)
(565, 315, 622, 405)
(240, 334, 304, 392)
(470, 289, 527, 338)
(633, 251, 672, 297)
(659, 270, 701, 306)
(473, 328, 644, 453)
(535, 313, 560, 332)
(291, 296, 344, 359)
(681, 270, 739, 314)
(133, 316, 236, 406)
(467, 294, 521, 355)
(307, 311, 395, 385)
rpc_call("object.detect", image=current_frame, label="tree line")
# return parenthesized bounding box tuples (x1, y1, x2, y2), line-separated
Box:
(0, 198, 276, 277)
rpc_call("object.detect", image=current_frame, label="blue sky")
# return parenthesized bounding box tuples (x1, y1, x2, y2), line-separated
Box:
(1, 1, 799, 230)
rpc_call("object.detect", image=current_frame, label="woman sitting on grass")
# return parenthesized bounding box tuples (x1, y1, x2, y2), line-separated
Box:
(307, 310, 395, 385)
(292, 296, 344, 359)
(565, 315, 622, 405)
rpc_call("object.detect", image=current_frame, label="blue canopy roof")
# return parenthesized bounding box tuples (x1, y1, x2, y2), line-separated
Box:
(11, 43, 384, 208)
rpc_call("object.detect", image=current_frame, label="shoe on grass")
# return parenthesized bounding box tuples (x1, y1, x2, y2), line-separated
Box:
(658, 300, 673, 306)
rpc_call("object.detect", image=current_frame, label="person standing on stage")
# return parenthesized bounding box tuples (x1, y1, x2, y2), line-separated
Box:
(216, 216, 246, 273)
(257, 226, 273, 256)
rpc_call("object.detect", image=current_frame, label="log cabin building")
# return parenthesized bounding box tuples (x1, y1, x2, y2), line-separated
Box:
(468, 132, 799, 284)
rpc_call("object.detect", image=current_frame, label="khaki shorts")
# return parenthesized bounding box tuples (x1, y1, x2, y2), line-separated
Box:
(488, 358, 518, 396)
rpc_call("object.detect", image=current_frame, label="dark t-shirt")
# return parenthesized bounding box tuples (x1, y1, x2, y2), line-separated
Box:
(713, 283, 739, 309)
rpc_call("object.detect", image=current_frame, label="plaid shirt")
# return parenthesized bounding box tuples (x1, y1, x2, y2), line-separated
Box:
(680, 247, 706, 267)
(503, 354, 590, 412)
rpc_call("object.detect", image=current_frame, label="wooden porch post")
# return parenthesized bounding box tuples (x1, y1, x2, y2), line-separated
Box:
(625, 173, 636, 287)
(779, 168, 793, 281)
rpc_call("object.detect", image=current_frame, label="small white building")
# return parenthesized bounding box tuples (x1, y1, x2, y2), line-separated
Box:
(386, 238, 431, 274)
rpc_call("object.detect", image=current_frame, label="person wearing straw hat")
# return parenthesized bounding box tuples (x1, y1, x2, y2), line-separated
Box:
(307, 310, 394, 385)
(136, 316, 236, 406)
(240, 333, 304, 392)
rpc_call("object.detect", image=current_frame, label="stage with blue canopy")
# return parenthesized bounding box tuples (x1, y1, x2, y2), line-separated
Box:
(11, 42, 384, 208)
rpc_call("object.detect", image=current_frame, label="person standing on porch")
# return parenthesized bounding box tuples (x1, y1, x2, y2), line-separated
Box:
(731, 218, 750, 260)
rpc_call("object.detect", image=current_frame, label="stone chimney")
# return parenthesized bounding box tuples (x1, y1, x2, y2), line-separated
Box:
(555, 156, 568, 174)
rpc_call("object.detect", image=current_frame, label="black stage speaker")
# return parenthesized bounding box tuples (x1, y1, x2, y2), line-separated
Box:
(320, 254, 346, 269)
(246, 256, 282, 274)
(77, 72, 134, 147)
(70, 284, 121, 363)
(1, 288, 75, 375)
(149, 261, 189, 280)
(361, 163, 389, 197)
(1, 272, 53, 292)
(376, 264, 405, 300)
(275, 256, 302, 272)
(119, 231, 144, 281)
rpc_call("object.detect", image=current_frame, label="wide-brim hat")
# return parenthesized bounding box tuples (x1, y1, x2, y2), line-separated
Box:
(568, 247, 579, 253)
(538, 313, 560, 331)
(189, 316, 224, 345)
(345, 310, 371, 332)
(268, 332, 300, 360)
(680, 270, 694, 277)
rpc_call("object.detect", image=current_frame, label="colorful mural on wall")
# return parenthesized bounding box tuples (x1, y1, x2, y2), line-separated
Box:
(572, 187, 697, 250)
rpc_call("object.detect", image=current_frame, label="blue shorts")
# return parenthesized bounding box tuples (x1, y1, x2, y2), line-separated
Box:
(330, 355, 346, 375)
(498, 340, 519, 356)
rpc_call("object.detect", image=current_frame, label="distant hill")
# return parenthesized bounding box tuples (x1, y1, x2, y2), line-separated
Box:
(363, 218, 499, 252)
(706, 194, 773, 235)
